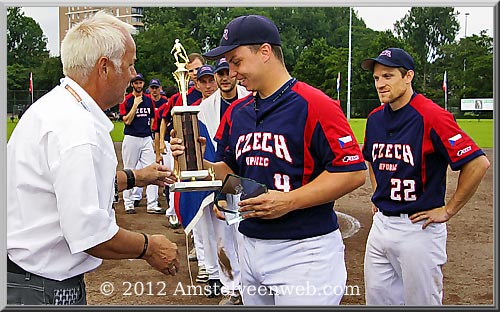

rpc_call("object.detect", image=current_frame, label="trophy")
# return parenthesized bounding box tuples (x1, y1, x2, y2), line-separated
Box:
(169, 39, 222, 192)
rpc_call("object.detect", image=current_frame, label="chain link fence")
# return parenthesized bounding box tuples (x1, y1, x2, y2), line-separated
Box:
(7, 90, 491, 120)
(7, 90, 49, 117)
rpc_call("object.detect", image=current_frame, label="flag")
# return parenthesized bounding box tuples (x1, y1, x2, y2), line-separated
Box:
(336, 72, 341, 93)
(29, 72, 33, 95)
(442, 71, 447, 92)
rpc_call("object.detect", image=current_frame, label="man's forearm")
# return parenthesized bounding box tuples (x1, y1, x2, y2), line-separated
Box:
(445, 155, 490, 217)
(86, 228, 146, 259)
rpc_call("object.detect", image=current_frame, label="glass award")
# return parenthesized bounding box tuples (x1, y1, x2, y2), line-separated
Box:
(214, 174, 268, 225)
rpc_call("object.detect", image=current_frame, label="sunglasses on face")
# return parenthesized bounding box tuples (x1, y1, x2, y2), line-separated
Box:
(188, 67, 201, 73)
(150, 86, 159, 89)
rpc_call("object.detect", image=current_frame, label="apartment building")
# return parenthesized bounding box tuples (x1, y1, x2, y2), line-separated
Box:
(59, 6, 144, 44)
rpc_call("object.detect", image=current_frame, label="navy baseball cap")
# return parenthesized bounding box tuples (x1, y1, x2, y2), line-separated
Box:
(361, 48, 415, 71)
(214, 58, 229, 73)
(131, 73, 144, 82)
(196, 65, 215, 80)
(149, 78, 161, 87)
(203, 15, 281, 59)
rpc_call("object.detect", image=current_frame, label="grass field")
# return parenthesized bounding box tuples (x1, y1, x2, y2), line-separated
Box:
(6, 118, 494, 148)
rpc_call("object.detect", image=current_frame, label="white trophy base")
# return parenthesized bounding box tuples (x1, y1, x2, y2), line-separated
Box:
(179, 170, 209, 180)
(171, 106, 200, 114)
(169, 180, 222, 192)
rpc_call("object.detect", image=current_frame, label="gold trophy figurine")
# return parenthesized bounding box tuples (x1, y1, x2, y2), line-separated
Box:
(169, 39, 222, 192)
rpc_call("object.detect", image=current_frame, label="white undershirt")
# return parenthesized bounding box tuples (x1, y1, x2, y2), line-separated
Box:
(7, 77, 120, 281)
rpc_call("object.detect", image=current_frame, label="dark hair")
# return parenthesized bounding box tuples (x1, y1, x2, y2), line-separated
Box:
(164, 86, 178, 98)
(188, 53, 206, 65)
(398, 68, 409, 77)
(248, 44, 284, 65)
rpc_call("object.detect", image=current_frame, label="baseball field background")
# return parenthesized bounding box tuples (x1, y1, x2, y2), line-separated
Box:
(6, 118, 494, 148)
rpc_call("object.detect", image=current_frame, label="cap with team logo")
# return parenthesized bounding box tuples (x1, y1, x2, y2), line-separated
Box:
(203, 15, 281, 59)
(214, 58, 230, 73)
(131, 73, 145, 83)
(149, 78, 161, 87)
(196, 65, 215, 80)
(361, 48, 415, 71)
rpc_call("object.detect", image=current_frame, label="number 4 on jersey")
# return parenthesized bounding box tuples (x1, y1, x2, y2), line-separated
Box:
(274, 173, 291, 192)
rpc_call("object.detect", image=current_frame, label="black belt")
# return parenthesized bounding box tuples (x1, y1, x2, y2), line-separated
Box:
(381, 210, 407, 217)
(7, 257, 27, 275)
(7, 257, 83, 281)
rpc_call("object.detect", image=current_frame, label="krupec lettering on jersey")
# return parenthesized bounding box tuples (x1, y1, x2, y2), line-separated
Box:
(235, 132, 293, 167)
(136, 107, 151, 118)
(371, 143, 414, 172)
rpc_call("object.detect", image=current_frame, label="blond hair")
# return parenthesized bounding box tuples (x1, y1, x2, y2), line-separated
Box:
(61, 11, 136, 84)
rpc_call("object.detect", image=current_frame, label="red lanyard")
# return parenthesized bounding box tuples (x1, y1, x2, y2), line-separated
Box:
(64, 84, 89, 111)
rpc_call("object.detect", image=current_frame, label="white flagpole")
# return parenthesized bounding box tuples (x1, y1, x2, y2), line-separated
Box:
(30, 72, 34, 104)
(337, 72, 340, 100)
(443, 71, 447, 111)
(347, 7, 352, 121)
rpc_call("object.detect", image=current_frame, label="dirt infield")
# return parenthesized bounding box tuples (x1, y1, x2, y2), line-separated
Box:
(84, 144, 494, 306)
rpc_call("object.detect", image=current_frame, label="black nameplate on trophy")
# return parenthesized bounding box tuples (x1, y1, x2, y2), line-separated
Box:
(181, 113, 197, 171)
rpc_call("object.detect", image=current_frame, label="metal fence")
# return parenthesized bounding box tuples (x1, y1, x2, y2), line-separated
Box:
(7, 90, 50, 116)
(6, 90, 492, 120)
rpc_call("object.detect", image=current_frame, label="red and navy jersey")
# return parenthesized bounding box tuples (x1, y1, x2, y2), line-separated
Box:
(119, 93, 155, 137)
(215, 78, 366, 240)
(362, 93, 485, 215)
(149, 95, 168, 133)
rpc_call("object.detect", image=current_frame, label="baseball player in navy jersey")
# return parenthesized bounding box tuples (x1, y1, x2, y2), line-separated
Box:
(360, 48, 490, 305)
(120, 73, 162, 214)
(148, 78, 168, 162)
(172, 15, 366, 305)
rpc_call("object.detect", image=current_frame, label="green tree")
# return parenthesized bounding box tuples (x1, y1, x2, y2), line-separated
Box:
(7, 7, 49, 68)
(133, 20, 200, 88)
(33, 56, 63, 92)
(394, 7, 459, 92)
(432, 31, 493, 112)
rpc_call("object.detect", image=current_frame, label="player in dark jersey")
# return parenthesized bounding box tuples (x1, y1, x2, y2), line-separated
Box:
(360, 48, 490, 305)
(119, 73, 161, 214)
(172, 15, 366, 305)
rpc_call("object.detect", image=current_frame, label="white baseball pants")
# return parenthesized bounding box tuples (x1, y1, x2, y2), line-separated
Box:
(121, 135, 158, 210)
(364, 211, 447, 305)
(240, 229, 346, 305)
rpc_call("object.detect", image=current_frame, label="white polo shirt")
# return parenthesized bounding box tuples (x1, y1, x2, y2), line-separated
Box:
(7, 77, 120, 281)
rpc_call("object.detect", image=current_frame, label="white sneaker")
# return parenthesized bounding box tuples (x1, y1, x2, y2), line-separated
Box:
(168, 215, 180, 228)
(147, 207, 163, 214)
(196, 266, 209, 283)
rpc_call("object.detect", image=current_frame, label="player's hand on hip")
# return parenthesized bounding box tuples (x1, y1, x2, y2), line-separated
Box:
(143, 235, 180, 276)
(135, 163, 177, 187)
(239, 190, 292, 220)
(371, 204, 379, 215)
(409, 206, 452, 229)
